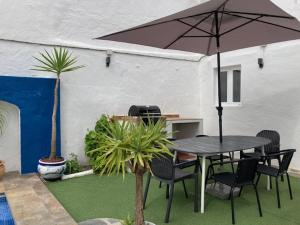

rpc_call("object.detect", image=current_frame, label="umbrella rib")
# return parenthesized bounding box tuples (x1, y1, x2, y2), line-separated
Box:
(224, 12, 300, 33)
(222, 10, 294, 19)
(220, 15, 264, 37)
(163, 12, 214, 49)
(206, 11, 218, 55)
(97, 11, 215, 39)
(218, 1, 228, 31)
(177, 19, 214, 35)
(216, 0, 230, 12)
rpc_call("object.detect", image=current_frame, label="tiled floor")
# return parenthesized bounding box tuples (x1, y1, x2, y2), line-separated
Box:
(0, 172, 77, 225)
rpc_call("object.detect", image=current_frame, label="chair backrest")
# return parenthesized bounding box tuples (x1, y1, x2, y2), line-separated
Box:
(279, 149, 296, 174)
(255, 130, 280, 154)
(235, 158, 259, 185)
(151, 153, 174, 180)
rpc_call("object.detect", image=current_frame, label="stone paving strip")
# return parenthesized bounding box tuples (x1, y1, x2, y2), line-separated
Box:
(79, 218, 122, 225)
(0, 172, 77, 225)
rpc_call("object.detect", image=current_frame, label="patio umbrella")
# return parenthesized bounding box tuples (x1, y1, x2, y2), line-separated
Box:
(97, 0, 300, 142)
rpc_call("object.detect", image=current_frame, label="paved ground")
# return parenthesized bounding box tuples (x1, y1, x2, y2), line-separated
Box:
(78, 218, 121, 225)
(78, 218, 154, 225)
(0, 172, 77, 225)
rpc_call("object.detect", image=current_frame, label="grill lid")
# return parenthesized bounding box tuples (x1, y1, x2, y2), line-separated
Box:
(128, 105, 161, 124)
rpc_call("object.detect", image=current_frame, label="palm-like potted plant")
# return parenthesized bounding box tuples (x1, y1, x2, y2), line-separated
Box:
(90, 118, 172, 225)
(32, 47, 84, 180)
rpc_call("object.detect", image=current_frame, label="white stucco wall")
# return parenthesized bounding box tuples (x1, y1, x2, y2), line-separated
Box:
(0, 0, 204, 163)
(1, 0, 300, 170)
(199, 41, 300, 170)
(0, 41, 201, 164)
(197, 0, 300, 170)
(0, 101, 21, 172)
(60, 48, 201, 162)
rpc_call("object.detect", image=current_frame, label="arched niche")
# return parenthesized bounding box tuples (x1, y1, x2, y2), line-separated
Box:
(0, 101, 21, 172)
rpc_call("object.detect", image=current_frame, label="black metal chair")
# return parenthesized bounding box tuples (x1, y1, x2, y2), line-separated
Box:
(143, 153, 199, 223)
(256, 149, 296, 209)
(241, 130, 284, 188)
(207, 157, 262, 224)
(158, 137, 199, 188)
(176, 136, 200, 170)
(241, 130, 280, 158)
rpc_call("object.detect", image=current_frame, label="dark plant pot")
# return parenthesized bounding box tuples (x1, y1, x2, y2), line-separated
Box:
(38, 157, 66, 181)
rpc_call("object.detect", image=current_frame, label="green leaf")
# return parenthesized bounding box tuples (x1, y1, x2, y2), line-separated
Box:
(32, 47, 84, 76)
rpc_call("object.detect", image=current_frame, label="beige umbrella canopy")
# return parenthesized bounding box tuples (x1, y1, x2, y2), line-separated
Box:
(97, 0, 300, 141)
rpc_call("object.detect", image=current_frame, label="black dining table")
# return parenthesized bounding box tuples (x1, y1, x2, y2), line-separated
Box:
(172, 135, 271, 213)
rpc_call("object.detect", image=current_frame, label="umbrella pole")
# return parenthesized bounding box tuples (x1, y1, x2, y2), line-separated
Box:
(215, 11, 223, 143)
(216, 50, 223, 143)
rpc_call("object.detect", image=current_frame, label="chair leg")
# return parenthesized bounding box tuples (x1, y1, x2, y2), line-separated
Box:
(286, 173, 293, 200)
(199, 161, 202, 174)
(238, 186, 243, 197)
(205, 169, 210, 187)
(275, 177, 281, 208)
(253, 184, 263, 217)
(229, 152, 235, 173)
(165, 183, 174, 223)
(143, 173, 151, 209)
(166, 184, 169, 199)
(230, 187, 236, 224)
(205, 165, 213, 187)
(220, 154, 224, 166)
(208, 158, 216, 180)
(194, 175, 199, 212)
(182, 180, 189, 199)
(278, 157, 284, 182)
(267, 159, 272, 189)
(256, 173, 261, 186)
(194, 156, 202, 174)
(159, 181, 162, 188)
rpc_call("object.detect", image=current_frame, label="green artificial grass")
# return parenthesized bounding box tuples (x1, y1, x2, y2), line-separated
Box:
(47, 172, 300, 225)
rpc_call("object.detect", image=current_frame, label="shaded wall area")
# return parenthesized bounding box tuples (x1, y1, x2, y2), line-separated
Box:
(0, 76, 60, 174)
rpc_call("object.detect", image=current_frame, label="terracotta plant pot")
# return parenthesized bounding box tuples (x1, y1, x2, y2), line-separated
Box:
(0, 160, 5, 180)
(38, 157, 66, 181)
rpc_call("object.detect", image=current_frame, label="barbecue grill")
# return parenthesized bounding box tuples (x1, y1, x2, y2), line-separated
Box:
(128, 105, 161, 125)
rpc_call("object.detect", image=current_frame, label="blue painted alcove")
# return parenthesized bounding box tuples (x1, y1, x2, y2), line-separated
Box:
(0, 76, 61, 174)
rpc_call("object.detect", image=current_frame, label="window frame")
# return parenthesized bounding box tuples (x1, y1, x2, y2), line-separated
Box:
(214, 65, 242, 107)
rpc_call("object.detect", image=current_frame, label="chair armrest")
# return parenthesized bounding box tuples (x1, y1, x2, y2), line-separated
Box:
(174, 160, 198, 168)
(262, 149, 296, 159)
(208, 157, 260, 169)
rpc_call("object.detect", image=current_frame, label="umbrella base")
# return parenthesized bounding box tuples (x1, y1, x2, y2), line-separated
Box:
(206, 183, 240, 199)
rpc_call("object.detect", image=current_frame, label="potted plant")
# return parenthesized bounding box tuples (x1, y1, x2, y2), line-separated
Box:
(0, 110, 6, 179)
(90, 117, 172, 225)
(32, 47, 84, 180)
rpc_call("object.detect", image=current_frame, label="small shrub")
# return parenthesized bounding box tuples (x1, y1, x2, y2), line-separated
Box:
(95, 114, 110, 134)
(121, 214, 134, 225)
(84, 115, 111, 173)
(64, 153, 82, 175)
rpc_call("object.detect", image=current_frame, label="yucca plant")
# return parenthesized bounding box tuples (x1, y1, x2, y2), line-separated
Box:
(90, 118, 172, 225)
(32, 47, 84, 160)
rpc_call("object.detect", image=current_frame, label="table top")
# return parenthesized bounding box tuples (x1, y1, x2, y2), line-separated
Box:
(172, 135, 271, 156)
